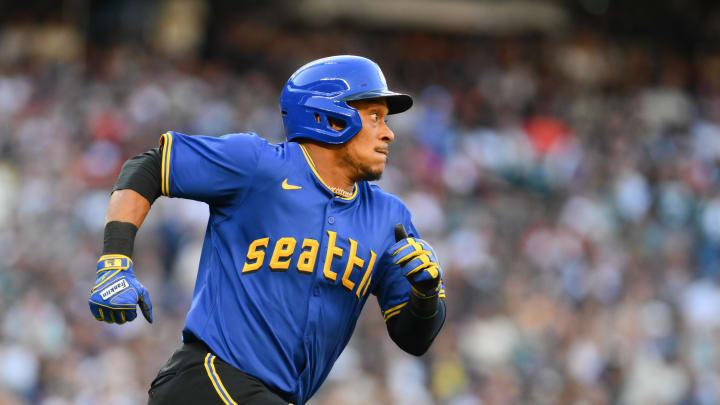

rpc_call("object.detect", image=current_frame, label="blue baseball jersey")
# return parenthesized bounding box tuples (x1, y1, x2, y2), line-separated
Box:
(158, 131, 445, 404)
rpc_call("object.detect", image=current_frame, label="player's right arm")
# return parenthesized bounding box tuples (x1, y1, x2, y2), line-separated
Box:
(88, 147, 163, 324)
(89, 132, 265, 325)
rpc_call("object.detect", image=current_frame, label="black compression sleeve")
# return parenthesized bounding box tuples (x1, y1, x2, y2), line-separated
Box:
(386, 298, 446, 356)
(113, 147, 162, 204)
(103, 221, 138, 257)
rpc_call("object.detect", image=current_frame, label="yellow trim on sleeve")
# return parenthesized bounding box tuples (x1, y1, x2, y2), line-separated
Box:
(165, 132, 173, 196)
(298, 144, 358, 200)
(384, 307, 404, 322)
(383, 301, 408, 322)
(160, 133, 166, 195)
(382, 289, 446, 321)
(384, 301, 408, 315)
(160, 132, 173, 196)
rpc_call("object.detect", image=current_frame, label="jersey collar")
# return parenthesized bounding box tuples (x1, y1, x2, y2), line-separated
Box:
(297, 143, 359, 201)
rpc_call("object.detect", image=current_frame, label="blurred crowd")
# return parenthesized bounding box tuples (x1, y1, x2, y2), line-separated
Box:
(2, 8, 720, 405)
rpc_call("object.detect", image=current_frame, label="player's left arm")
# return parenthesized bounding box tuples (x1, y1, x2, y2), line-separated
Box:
(384, 224, 446, 356)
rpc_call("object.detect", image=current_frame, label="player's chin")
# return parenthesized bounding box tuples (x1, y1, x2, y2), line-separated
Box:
(357, 164, 384, 182)
(371, 158, 387, 174)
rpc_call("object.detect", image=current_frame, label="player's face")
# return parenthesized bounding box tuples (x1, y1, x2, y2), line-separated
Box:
(340, 98, 394, 182)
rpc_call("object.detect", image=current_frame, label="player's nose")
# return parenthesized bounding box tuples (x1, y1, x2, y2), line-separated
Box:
(380, 124, 394, 143)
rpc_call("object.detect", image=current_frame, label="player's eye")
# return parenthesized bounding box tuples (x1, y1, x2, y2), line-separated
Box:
(370, 113, 379, 122)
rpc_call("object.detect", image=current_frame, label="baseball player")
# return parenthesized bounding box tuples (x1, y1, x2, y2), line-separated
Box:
(89, 55, 446, 405)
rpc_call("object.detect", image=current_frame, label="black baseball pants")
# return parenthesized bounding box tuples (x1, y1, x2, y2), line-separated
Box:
(147, 340, 292, 405)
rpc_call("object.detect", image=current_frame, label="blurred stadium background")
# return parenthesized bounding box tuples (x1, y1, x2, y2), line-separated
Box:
(1, 0, 720, 404)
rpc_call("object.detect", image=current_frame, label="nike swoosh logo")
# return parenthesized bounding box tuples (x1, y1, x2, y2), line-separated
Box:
(282, 178, 302, 190)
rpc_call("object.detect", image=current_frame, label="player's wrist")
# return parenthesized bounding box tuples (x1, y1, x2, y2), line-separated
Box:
(96, 254, 133, 269)
(94, 254, 134, 283)
(410, 282, 439, 298)
(103, 221, 138, 258)
(408, 289, 440, 318)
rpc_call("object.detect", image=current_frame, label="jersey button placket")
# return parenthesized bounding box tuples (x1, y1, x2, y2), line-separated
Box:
(328, 198, 336, 225)
(304, 198, 336, 347)
(322, 203, 334, 297)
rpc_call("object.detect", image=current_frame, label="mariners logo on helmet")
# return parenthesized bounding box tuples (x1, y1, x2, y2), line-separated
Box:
(279, 55, 413, 144)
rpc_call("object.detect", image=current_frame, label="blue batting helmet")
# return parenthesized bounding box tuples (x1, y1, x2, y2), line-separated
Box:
(280, 55, 413, 144)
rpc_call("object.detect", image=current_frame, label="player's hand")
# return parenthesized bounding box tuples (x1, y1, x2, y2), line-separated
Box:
(389, 224, 441, 297)
(89, 254, 153, 324)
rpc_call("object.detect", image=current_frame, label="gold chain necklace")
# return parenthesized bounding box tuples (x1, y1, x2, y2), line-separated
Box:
(329, 186, 353, 198)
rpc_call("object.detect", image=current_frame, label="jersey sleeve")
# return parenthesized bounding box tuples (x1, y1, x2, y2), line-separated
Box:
(372, 211, 446, 323)
(159, 131, 264, 204)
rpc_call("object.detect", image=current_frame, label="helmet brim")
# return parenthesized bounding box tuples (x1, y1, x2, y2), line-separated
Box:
(341, 90, 413, 115)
